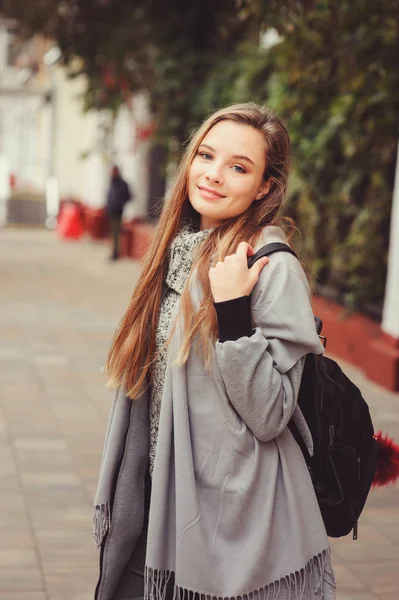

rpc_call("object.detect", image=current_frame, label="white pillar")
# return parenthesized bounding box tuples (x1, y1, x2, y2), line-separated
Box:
(381, 139, 399, 338)
(112, 92, 151, 219)
(83, 151, 109, 208)
(0, 154, 10, 226)
(0, 28, 9, 73)
(82, 111, 112, 208)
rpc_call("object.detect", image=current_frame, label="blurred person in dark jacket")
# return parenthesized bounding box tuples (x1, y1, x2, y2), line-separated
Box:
(106, 165, 132, 261)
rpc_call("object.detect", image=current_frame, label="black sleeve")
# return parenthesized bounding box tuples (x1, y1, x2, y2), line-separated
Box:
(214, 295, 255, 343)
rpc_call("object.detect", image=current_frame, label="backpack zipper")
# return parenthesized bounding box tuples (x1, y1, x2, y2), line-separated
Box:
(353, 520, 358, 540)
(328, 425, 335, 450)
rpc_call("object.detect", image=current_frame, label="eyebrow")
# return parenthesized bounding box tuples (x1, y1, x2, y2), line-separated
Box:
(199, 143, 256, 167)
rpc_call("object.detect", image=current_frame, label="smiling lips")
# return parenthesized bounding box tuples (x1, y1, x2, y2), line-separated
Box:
(198, 185, 226, 200)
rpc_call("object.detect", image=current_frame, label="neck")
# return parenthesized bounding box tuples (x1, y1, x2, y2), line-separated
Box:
(200, 215, 219, 231)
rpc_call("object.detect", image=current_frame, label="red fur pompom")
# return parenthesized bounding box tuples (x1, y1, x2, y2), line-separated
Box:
(372, 431, 399, 488)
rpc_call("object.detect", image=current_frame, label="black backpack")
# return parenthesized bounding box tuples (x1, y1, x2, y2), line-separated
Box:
(248, 242, 379, 539)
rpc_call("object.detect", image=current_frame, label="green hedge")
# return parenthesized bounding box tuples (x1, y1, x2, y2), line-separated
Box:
(193, 4, 399, 319)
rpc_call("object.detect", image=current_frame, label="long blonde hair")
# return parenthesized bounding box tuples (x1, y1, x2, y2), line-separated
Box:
(106, 103, 292, 399)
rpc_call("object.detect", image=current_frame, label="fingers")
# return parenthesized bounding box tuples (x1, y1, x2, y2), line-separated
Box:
(236, 241, 254, 257)
(251, 256, 269, 276)
(209, 243, 269, 301)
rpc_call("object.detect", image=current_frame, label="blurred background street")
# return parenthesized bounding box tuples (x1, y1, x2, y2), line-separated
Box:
(0, 228, 398, 600)
(0, 1, 398, 598)
(0, 229, 133, 598)
(0, 229, 141, 599)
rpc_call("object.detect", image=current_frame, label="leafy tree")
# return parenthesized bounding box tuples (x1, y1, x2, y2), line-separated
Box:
(0, 0, 253, 144)
(197, 1, 399, 316)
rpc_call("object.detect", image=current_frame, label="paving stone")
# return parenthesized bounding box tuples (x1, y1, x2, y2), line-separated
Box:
(0, 526, 35, 549)
(348, 561, 399, 595)
(0, 548, 39, 569)
(36, 529, 96, 550)
(335, 594, 379, 600)
(0, 455, 17, 477)
(331, 563, 366, 591)
(30, 505, 92, 531)
(374, 519, 399, 544)
(0, 567, 43, 590)
(330, 523, 397, 563)
(0, 492, 26, 512)
(0, 511, 31, 531)
(40, 547, 98, 572)
(21, 471, 81, 488)
(0, 594, 46, 600)
(44, 569, 98, 597)
(48, 592, 94, 600)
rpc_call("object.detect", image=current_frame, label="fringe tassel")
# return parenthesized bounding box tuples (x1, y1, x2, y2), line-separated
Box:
(144, 549, 334, 600)
(92, 503, 111, 548)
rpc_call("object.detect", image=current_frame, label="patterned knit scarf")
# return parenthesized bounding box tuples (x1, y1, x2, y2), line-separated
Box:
(165, 218, 213, 294)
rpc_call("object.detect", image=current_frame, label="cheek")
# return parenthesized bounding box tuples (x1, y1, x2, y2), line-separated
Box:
(230, 177, 258, 201)
(188, 160, 202, 186)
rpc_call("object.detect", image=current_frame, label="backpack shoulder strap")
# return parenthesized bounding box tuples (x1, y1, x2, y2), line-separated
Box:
(247, 242, 298, 269)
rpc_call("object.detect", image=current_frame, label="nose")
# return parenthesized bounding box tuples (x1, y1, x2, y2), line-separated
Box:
(205, 163, 224, 185)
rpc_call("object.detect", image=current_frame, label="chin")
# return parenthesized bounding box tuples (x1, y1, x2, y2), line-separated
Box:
(189, 192, 233, 227)
(200, 207, 225, 222)
(189, 198, 212, 217)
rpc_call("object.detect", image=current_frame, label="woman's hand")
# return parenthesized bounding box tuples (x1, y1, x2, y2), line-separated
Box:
(209, 242, 269, 303)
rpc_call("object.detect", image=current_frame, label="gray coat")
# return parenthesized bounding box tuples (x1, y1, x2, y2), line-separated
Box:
(94, 226, 334, 600)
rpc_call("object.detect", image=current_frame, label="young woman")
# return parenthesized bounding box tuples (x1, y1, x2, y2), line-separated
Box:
(93, 103, 336, 600)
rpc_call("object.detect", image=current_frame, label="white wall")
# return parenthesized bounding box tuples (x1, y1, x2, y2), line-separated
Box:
(0, 26, 47, 193)
(53, 68, 91, 200)
(53, 72, 151, 216)
(0, 153, 10, 225)
(382, 140, 399, 339)
(0, 94, 45, 190)
(0, 27, 8, 71)
(0, 26, 152, 217)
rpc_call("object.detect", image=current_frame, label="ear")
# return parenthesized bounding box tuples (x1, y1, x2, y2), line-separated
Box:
(255, 179, 272, 200)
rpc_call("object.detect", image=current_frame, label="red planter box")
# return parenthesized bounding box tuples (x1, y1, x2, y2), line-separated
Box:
(82, 207, 109, 240)
(56, 201, 84, 239)
(102, 219, 154, 260)
(312, 296, 399, 392)
(118, 227, 132, 258)
(126, 219, 155, 261)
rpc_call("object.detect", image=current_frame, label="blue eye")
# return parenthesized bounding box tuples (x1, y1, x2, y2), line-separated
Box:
(199, 152, 212, 160)
(232, 165, 246, 174)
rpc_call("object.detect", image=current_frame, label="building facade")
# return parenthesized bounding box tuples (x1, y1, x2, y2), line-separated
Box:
(0, 24, 152, 225)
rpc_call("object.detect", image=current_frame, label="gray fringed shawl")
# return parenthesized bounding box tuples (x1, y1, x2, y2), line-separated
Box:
(93, 225, 336, 600)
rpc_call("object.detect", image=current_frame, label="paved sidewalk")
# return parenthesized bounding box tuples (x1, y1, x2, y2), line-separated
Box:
(0, 228, 398, 600)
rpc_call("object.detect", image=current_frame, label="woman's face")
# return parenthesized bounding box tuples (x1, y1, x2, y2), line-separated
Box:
(188, 120, 271, 230)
